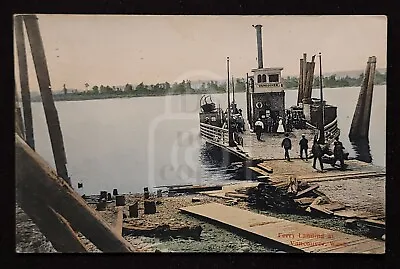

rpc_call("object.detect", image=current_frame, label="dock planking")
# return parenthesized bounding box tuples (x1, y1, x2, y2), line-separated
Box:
(180, 203, 384, 253)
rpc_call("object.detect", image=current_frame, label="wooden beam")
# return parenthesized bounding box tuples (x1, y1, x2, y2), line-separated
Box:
(17, 191, 89, 252)
(295, 184, 319, 198)
(14, 15, 35, 149)
(22, 15, 70, 185)
(15, 134, 136, 252)
(15, 98, 25, 139)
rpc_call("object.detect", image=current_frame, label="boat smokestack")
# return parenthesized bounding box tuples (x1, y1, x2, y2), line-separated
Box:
(253, 24, 264, 69)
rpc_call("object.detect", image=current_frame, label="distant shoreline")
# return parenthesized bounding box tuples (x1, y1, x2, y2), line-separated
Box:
(30, 90, 231, 103)
(30, 84, 386, 103)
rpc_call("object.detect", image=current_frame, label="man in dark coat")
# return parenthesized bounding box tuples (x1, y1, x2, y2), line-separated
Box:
(299, 134, 309, 161)
(311, 138, 324, 171)
(281, 133, 292, 161)
(254, 118, 264, 141)
(332, 137, 345, 170)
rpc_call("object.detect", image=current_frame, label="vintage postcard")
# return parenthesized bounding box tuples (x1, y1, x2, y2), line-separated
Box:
(14, 15, 386, 253)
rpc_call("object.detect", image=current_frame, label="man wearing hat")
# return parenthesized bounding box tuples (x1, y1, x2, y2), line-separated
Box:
(281, 133, 292, 161)
(299, 134, 309, 161)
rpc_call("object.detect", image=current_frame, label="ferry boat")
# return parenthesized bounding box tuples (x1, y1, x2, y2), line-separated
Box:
(199, 24, 340, 152)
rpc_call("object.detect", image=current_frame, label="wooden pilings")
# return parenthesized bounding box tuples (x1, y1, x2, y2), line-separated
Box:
(15, 134, 136, 252)
(14, 15, 35, 149)
(116, 195, 126, 206)
(129, 202, 139, 218)
(304, 55, 316, 101)
(23, 15, 70, 185)
(297, 59, 304, 105)
(144, 200, 156, 214)
(349, 56, 377, 139)
(297, 53, 316, 106)
(17, 190, 89, 252)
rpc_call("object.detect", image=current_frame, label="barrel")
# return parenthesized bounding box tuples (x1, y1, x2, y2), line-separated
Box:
(144, 200, 156, 214)
(96, 201, 107, 211)
(129, 202, 139, 218)
(116, 195, 126, 206)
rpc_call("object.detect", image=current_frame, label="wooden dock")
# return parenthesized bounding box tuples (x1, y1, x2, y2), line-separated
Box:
(180, 203, 384, 253)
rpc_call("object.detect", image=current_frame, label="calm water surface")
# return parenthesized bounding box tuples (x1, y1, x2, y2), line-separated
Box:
(31, 86, 386, 194)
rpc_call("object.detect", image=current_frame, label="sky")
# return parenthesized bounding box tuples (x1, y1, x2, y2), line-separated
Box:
(14, 15, 387, 92)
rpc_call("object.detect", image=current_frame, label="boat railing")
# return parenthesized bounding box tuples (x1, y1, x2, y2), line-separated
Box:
(200, 123, 229, 145)
(305, 117, 340, 145)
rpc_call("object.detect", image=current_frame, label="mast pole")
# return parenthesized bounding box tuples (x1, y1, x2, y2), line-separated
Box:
(227, 57, 234, 146)
(232, 76, 235, 103)
(318, 52, 325, 144)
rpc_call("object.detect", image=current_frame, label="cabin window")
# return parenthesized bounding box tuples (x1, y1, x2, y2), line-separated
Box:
(268, 74, 279, 82)
(257, 74, 262, 83)
(262, 74, 267, 82)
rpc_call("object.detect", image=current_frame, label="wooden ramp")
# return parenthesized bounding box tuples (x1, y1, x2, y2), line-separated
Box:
(180, 203, 384, 254)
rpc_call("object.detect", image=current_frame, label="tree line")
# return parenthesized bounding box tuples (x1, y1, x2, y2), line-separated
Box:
(46, 71, 385, 101)
(282, 70, 386, 89)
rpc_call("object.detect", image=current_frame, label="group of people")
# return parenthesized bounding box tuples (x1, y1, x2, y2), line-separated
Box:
(281, 134, 346, 171)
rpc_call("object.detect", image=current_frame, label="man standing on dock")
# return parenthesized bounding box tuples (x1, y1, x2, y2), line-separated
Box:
(311, 138, 324, 171)
(254, 118, 264, 141)
(332, 137, 345, 170)
(281, 133, 292, 161)
(299, 134, 308, 161)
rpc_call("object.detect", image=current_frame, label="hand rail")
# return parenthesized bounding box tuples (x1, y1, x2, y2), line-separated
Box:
(200, 123, 229, 146)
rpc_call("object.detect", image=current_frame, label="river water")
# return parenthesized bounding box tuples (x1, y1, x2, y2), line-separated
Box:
(30, 86, 386, 194)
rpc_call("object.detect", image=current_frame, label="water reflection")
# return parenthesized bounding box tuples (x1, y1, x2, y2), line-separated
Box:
(199, 142, 224, 165)
(349, 137, 372, 163)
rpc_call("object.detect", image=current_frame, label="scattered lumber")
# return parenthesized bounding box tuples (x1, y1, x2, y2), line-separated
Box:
(321, 202, 346, 212)
(168, 185, 222, 194)
(256, 163, 274, 173)
(247, 183, 299, 212)
(294, 197, 315, 205)
(225, 192, 248, 200)
(154, 184, 193, 189)
(307, 196, 334, 215)
(295, 184, 319, 198)
(122, 223, 202, 240)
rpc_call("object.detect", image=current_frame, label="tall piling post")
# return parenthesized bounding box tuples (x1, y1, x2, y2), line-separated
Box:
(349, 57, 374, 139)
(297, 58, 304, 105)
(302, 53, 307, 97)
(360, 56, 376, 138)
(23, 15, 71, 185)
(14, 15, 35, 149)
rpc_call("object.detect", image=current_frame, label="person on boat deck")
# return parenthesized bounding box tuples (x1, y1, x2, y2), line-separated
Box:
(265, 116, 273, 133)
(237, 109, 245, 132)
(281, 133, 292, 161)
(254, 118, 264, 141)
(311, 138, 324, 171)
(277, 117, 285, 133)
(299, 134, 309, 161)
(332, 137, 346, 170)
